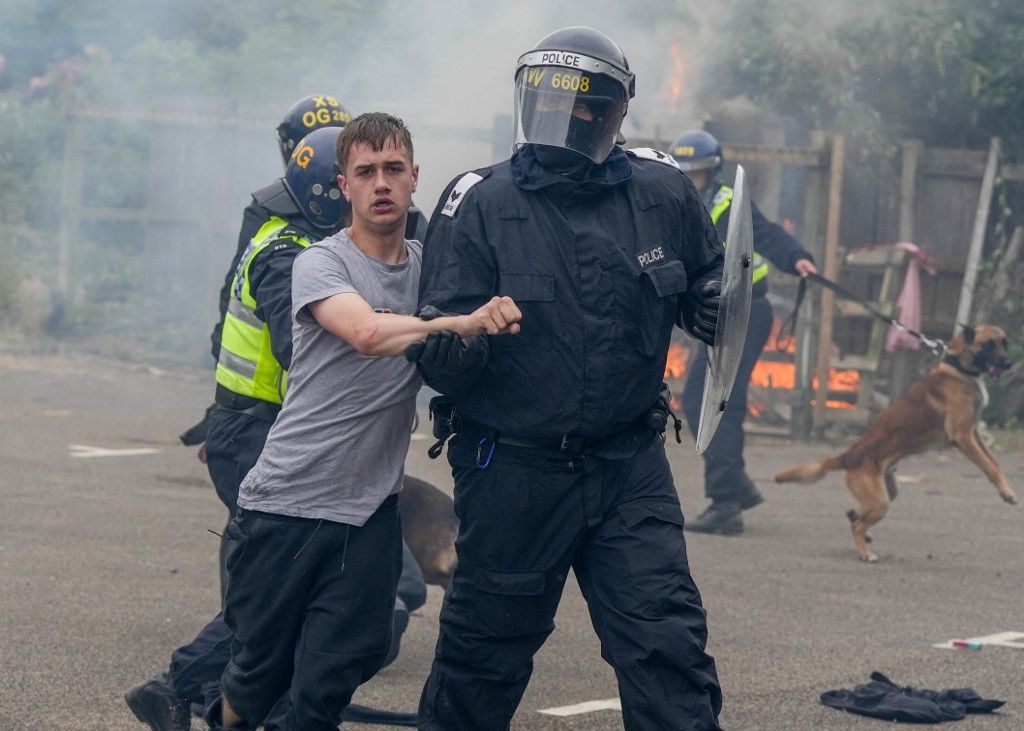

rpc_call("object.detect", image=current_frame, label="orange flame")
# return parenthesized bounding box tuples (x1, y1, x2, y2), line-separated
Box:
(665, 42, 685, 105)
(665, 318, 861, 412)
(664, 342, 689, 379)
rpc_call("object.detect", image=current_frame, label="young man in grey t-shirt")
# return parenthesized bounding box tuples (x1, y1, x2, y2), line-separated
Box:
(208, 113, 521, 731)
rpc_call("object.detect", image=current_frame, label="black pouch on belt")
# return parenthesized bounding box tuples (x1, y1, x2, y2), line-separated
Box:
(646, 385, 683, 443)
(427, 395, 462, 459)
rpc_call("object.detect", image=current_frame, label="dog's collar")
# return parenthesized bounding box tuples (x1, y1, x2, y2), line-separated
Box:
(942, 353, 982, 378)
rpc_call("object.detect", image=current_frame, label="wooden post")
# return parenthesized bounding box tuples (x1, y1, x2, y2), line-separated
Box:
(890, 139, 924, 399)
(790, 132, 827, 440)
(954, 137, 1000, 337)
(991, 226, 1023, 306)
(812, 135, 845, 432)
(898, 140, 922, 242)
(58, 118, 84, 309)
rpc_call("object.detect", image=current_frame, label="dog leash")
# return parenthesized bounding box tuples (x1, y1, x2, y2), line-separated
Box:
(779, 273, 950, 358)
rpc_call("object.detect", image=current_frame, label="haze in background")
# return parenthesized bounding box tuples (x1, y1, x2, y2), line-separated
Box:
(0, 0, 950, 365)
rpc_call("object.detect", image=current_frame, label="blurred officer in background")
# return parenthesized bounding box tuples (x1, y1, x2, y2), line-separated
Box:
(672, 129, 816, 535)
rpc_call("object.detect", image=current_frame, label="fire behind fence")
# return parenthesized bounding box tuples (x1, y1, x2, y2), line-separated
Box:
(664, 318, 861, 423)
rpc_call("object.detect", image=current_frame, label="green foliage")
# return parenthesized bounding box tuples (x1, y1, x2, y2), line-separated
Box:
(0, 95, 67, 226)
(1, 0, 366, 102)
(704, 0, 1024, 158)
(2, 0, 1022, 361)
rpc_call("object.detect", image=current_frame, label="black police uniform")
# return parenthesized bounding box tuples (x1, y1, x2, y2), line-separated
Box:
(681, 195, 813, 515)
(415, 144, 724, 730)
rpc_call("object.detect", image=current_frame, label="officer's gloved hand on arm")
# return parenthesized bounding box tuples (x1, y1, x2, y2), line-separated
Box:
(414, 331, 485, 376)
(405, 297, 522, 374)
(684, 279, 721, 346)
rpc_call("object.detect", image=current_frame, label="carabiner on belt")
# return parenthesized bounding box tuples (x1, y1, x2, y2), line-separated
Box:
(475, 437, 496, 469)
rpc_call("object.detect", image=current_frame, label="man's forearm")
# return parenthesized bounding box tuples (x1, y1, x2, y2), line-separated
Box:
(330, 311, 466, 357)
(310, 293, 520, 358)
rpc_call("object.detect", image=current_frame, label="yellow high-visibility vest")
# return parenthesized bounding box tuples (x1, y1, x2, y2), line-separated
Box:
(215, 216, 311, 404)
(709, 184, 769, 284)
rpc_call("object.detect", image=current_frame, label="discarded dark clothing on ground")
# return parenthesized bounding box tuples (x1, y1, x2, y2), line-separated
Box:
(821, 671, 1004, 723)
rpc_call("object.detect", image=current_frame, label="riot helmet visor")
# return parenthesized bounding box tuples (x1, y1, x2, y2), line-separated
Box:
(513, 57, 627, 164)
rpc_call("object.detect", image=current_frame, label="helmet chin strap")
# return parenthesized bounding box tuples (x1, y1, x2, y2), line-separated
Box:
(533, 144, 594, 179)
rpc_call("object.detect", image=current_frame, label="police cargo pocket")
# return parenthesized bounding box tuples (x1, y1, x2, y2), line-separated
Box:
(500, 273, 554, 305)
(494, 272, 554, 351)
(471, 569, 552, 638)
(637, 260, 688, 356)
(616, 500, 687, 575)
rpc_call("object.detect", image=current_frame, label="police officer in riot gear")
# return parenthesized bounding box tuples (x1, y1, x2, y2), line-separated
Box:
(672, 129, 817, 534)
(205, 94, 426, 361)
(412, 26, 724, 729)
(275, 93, 353, 165)
(127, 127, 426, 731)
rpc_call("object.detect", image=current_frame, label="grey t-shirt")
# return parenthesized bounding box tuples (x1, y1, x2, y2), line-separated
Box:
(237, 230, 423, 526)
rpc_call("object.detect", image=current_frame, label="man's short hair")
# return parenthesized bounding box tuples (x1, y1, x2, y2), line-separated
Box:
(336, 112, 414, 174)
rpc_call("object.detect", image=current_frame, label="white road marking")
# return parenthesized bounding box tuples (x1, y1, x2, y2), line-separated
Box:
(410, 433, 429, 441)
(933, 631, 1024, 649)
(538, 698, 622, 716)
(69, 444, 161, 458)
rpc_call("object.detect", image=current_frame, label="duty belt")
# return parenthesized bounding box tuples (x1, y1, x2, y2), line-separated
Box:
(214, 384, 281, 423)
(463, 420, 647, 456)
(425, 394, 678, 460)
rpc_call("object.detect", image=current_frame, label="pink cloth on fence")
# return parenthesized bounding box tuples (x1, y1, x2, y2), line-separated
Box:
(885, 242, 937, 352)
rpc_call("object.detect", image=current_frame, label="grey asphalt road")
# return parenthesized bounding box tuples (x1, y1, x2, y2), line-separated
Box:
(1, 353, 1022, 730)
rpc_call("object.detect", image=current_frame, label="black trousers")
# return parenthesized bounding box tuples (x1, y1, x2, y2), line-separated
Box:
(418, 433, 722, 731)
(204, 408, 272, 602)
(210, 499, 402, 731)
(170, 407, 426, 727)
(168, 541, 425, 713)
(682, 296, 773, 502)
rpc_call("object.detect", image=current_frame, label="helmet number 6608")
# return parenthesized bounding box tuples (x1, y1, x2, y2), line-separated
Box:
(551, 73, 590, 93)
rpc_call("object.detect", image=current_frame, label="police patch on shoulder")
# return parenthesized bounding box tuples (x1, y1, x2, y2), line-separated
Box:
(441, 173, 484, 218)
(628, 147, 680, 169)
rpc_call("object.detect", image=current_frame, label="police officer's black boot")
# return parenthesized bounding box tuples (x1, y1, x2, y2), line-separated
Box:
(124, 671, 191, 731)
(685, 500, 743, 535)
(737, 473, 764, 511)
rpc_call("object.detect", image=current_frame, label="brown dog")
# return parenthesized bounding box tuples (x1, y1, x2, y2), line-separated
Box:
(774, 325, 1017, 562)
(400, 475, 458, 587)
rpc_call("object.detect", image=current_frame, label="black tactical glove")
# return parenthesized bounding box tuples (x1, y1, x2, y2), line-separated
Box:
(689, 279, 721, 346)
(406, 331, 484, 375)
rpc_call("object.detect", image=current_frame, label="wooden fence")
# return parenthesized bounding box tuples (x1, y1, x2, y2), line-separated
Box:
(51, 108, 1023, 430)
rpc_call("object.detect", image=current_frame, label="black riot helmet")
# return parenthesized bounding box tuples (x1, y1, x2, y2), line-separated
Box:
(276, 94, 352, 167)
(283, 127, 348, 232)
(514, 26, 635, 164)
(670, 129, 723, 174)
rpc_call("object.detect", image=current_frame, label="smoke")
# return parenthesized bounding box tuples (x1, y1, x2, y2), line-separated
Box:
(1, 1, 726, 363)
(290, 0, 709, 206)
(0, 0, 905, 364)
